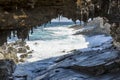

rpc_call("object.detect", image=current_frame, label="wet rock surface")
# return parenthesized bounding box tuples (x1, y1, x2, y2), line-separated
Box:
(33, 40, 120, 80)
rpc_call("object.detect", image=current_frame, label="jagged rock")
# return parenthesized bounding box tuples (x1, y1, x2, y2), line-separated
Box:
(0, 40, 31, 63)
(7, 46, 17, 53)
(20, 54, 28, 59)
(17, 47, 27, 53)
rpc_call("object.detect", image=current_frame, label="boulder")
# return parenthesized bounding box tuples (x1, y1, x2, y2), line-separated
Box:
(25, 45, 30, 50)
(15, 40, 26, 47)
(17, 47, 27, 53)
(20, 54, 28, 59)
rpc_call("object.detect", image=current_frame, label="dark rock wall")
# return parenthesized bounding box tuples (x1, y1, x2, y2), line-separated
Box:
(0, 0, 79, 45)
(0, 0, 119, 28)
(0, 59, 16, 80)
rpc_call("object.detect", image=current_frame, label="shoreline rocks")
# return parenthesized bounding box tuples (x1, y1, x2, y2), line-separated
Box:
(0, 40, 33, 79)
(72, 17, 111, 36)
(33, 40, 120, 80)
(0, 40, 33, 63)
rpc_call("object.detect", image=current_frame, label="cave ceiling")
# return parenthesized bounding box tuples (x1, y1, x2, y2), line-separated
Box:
(0, 0, 119, 45)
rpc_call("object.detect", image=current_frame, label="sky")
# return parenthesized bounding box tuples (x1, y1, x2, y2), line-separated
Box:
(51, 16, 80, 22)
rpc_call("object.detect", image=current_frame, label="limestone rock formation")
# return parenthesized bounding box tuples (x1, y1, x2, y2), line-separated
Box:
(0, 0, 119, 46)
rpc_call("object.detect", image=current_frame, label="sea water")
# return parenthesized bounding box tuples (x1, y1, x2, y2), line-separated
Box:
(25, 22, 89, 62)
(8, 21, 112, 62)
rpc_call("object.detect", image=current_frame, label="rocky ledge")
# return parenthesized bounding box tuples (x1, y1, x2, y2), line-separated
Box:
(33, 40, 120, 80)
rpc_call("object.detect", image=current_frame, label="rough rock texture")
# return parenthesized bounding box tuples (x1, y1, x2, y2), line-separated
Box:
(73, 17, 111, 36)
(0, 0, 119, 46)
(0, 0, 119, 29)
(32, 40, 120, 80)
(0, 0, 78, 46)
(0, 40, 33, 79)
(0, 0, 78, 29)
(0, 40, 32, 63)
(110, 23, 120, 49)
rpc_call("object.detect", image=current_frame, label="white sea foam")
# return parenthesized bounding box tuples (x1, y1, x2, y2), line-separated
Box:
(26, 26, 89, 62)
(8, 24, 112, 63)
(13, 25, 112, 80)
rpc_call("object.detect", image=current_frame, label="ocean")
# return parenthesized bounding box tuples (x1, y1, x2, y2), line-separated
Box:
(25, 22, 88, 62)
(13, 21, 112, 80)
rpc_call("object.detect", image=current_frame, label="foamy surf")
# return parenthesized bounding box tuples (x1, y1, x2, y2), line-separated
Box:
(26, 26, 89, 62)
(13, 24, 112, 80)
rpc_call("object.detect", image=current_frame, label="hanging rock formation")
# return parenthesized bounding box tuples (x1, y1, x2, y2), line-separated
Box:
(0, 0, 119, 46)
(76, 0, 120, 48)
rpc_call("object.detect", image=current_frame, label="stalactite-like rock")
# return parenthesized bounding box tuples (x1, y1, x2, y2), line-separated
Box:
(0, 0, 119, 46)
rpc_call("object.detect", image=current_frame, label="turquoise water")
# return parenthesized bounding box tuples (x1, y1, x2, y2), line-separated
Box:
(28, 22, 78, 41)
(8, 22, 80, 42)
